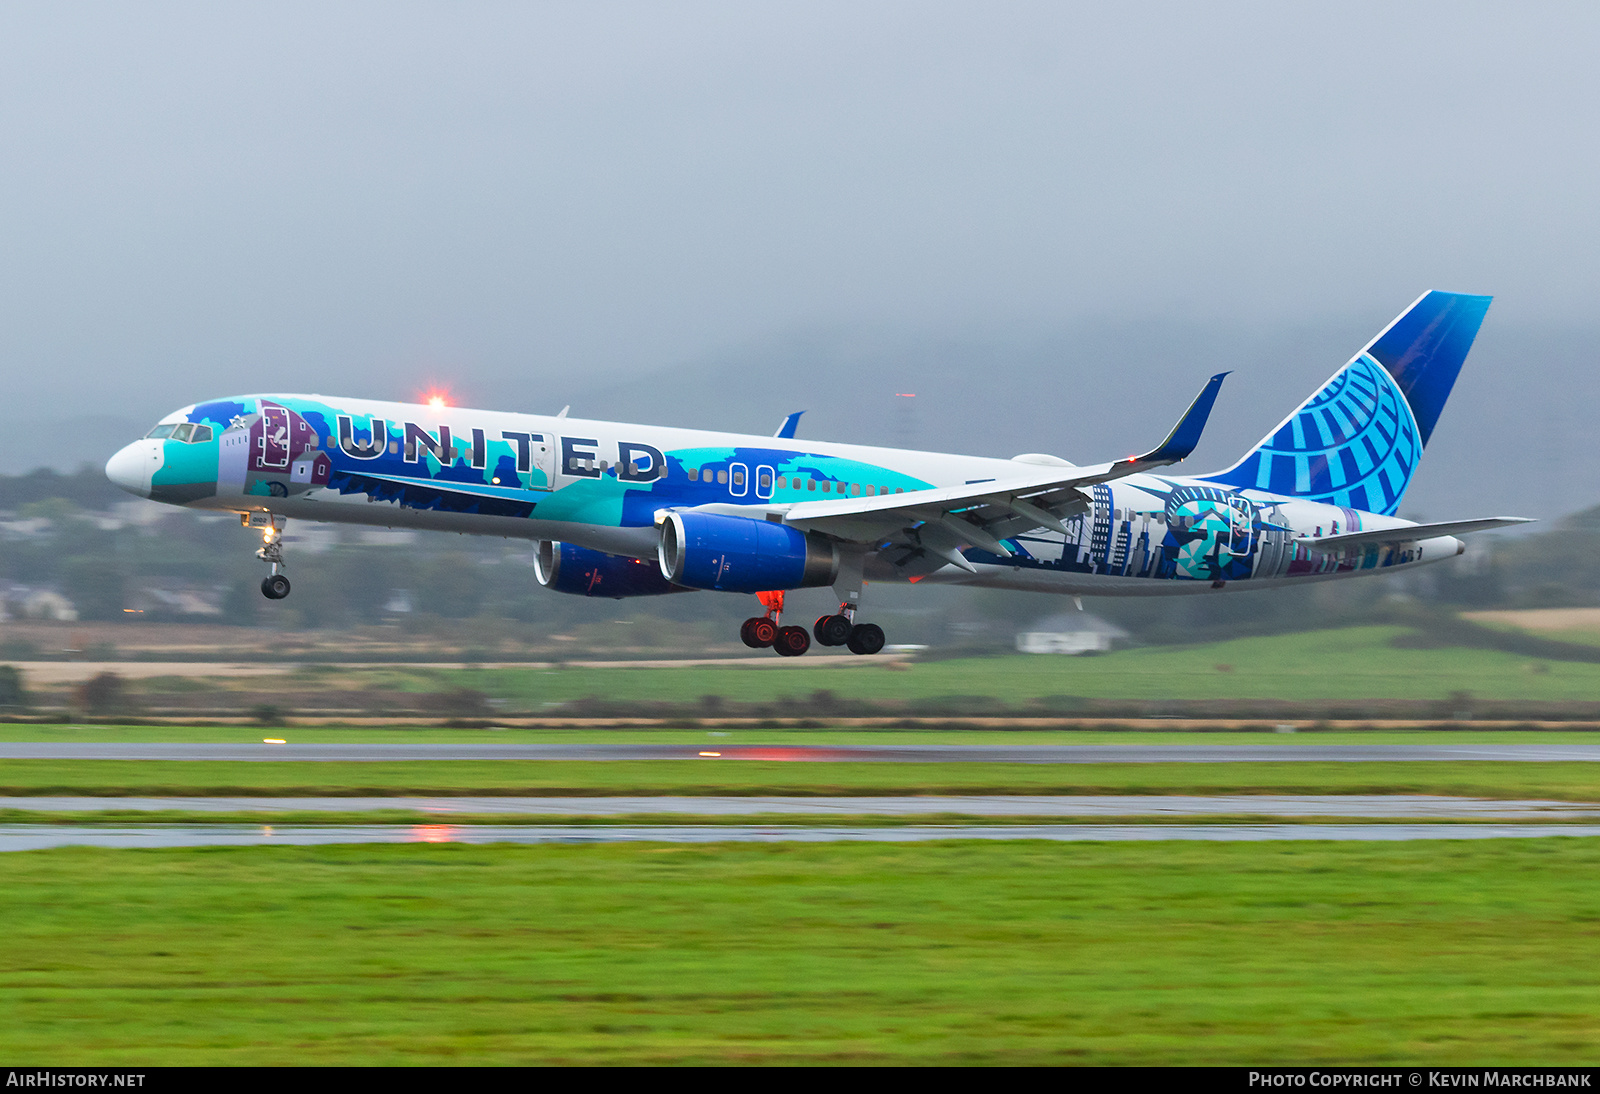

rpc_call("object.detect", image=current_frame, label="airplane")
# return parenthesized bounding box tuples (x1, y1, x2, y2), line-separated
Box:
(105, 290, 1530, 656)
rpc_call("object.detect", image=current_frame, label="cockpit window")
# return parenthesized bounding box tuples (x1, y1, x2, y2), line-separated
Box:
(190, 424, 213, 443)
(145, 424, 177, 439)
(171, 423, 195, 442)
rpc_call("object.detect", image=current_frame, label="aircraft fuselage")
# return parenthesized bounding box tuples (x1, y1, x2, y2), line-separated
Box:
(105, 392, 1461, 597)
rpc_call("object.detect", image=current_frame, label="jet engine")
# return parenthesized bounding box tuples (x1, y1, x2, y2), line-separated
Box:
(657, 511, 839, 592)
(535, 541, 687, 598)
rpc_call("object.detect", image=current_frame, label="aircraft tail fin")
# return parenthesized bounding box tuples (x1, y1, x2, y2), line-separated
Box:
(1203, 291, 1492, 515)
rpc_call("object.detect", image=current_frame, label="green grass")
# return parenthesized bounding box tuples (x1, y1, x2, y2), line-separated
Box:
(373, 626, 1600, 704)
(4, 759, 1600, 799)
(3, 840, 1599, 1063)
(13, 626, 1600, 713)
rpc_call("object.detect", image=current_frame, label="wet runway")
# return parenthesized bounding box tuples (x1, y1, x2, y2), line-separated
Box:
(5, 794, 1600, 819)
(6, 742, 1600, 762)
(3, 823, 1600, 851)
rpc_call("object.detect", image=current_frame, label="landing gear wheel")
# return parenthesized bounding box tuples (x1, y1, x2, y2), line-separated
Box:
(260, 575, 291, 600)
(846, 622, 885, 655)
(813, 613, 854, 647)
(741, 617, 777, 648)
(773, 625, 811, 657)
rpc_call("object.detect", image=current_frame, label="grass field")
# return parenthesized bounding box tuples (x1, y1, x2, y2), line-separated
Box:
(385, 626, 1600, 704)
(3, 840, 1598, 1064)
(4, 759, 1600, 799)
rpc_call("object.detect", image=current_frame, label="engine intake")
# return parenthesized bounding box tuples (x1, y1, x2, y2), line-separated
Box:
(658, 512, 839, 592)
(535, 541, 688, 598)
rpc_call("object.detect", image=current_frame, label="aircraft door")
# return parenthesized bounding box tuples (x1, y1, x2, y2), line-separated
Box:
(529, 434, 553, 490)
(1227, 496, 1255, 557)
(258, 406, 291, 469)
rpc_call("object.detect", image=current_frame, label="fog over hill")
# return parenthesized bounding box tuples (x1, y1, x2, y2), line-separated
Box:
(20, 314, 1597, 527)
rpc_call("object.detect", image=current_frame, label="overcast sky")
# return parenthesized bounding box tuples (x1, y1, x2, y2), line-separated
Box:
(3, 2, 1599, 506)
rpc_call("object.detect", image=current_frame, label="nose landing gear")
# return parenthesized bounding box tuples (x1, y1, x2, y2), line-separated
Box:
(245, 512, 291, 600)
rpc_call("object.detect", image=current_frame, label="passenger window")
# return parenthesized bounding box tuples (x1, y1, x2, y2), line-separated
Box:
(776, 476, 787, 489)
(191, 424, 213, 443)
(852, 483, 861, 496)
(146, 424, 176, 439)
(598, 460, 609, 472)
(808, 479, 816, 491)
(717, 470, 728, 484)
(895, 487, 904, 493)
(732, 470, 745, 486)
(865, 485, 875, 496)
(687, 467, 697, 479)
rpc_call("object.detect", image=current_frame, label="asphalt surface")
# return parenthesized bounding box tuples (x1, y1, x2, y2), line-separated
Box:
(4, 742, 1600, 762)
(5, 794, 1599, 819)
(3, 823, 1600, 851)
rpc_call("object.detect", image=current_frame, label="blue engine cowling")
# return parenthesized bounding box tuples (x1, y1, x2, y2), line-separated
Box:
(657, 511, 839, 592)
(535, 541, 689, 598)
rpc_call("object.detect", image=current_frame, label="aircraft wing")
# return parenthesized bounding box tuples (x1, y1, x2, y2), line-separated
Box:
(780, 373, 1228, 569)
(1297, 517, 1534, 550)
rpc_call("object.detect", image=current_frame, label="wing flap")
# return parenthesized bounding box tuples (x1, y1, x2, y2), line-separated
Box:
(783, 372, 1227, 544)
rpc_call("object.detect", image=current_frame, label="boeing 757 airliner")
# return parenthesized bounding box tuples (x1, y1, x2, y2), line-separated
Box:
(105, 291, 1529, 655)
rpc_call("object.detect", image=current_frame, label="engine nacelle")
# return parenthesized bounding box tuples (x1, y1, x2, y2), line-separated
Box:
(535, 541, 687, 598)
(658, 511, 839, 592)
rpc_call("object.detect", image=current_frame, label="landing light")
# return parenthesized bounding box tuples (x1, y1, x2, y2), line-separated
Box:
(698, 751, 722, 757)
(427, 396, 447, 410)
(263, 738, 286, 744)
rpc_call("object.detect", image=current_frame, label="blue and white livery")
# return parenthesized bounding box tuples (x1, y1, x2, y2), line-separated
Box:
(105, 291, 1530, 655)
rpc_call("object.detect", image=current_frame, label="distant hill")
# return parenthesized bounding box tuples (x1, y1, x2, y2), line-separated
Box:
(0, 466, 126, 511)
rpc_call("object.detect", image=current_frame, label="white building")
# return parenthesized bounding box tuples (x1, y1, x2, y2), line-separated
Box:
(1015, 612, 1129, 655)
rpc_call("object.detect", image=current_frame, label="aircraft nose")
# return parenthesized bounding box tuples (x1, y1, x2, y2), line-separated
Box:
(105, 440, 158, 498)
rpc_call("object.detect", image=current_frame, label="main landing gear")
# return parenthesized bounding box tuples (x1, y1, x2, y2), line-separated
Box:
(739, 592, 885, 656)
(814, 607, 885, 655)
(741, 590, 810, 656)
(245, 512, 291, 600)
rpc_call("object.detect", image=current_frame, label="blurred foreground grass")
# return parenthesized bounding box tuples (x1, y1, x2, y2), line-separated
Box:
(3, 840, 1597, 1064)
(4, 759, 1600, 798)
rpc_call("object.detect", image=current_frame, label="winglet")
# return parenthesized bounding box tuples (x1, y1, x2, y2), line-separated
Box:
(1122, 372, 1228, 469)
(774, 411, 805, 439)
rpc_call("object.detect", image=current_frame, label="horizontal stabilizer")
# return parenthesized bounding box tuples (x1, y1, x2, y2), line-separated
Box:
(1298, 516, 1533, 550)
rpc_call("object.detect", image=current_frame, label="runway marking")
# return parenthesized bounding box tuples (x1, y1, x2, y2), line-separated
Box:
(5, 743, 1600, 762)
(3, 823, 1600, 851)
